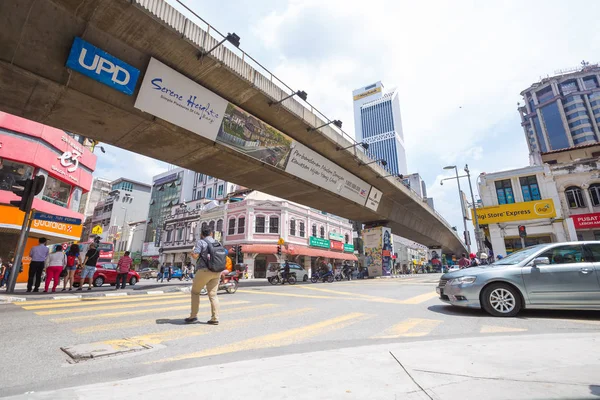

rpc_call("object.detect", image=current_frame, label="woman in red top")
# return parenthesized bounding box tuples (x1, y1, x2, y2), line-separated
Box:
(116, 251, 133, 289)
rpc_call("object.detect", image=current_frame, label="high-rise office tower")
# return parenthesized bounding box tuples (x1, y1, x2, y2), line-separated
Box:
(352, 81, 408, 176)
(518, 63, 600, 165)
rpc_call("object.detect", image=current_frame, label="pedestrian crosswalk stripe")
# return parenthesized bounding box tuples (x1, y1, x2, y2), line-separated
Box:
(101, 307, 315, 347)
(237, 289, 353, 300)
(295, 286, 406, 304)
(371, 318, 442, 338)
(72, 304, 280, 334)
(50, 300, 249, 323)
(35, 297, 196, 315)
(479, 325, 528, 333)
(22, 293, 189, 310)
(19, 292, 185, 307)
(398, 292, 439, 304)
(151, 312, 372, 364)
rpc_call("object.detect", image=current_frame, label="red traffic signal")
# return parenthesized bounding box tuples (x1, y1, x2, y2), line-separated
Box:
(518, 225, 527, 238)
(277, 245, 281, 255)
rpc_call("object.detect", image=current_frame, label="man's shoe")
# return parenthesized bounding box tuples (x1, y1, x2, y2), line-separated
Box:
(26, 289, 32, 293)
(32, 289, 39, 292)
(184, 317, 198, 324)
(207, 320, 219, 325)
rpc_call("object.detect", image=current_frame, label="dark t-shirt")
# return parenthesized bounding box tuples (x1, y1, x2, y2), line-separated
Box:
(84, 249, 100, 267)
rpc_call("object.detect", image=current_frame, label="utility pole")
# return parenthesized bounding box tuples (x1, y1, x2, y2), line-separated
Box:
(464, 164, 485, 254)
(442, 166, 471, 253)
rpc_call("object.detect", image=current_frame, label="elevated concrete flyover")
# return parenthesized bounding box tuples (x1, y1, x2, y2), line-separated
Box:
(0, 0, 466, 254)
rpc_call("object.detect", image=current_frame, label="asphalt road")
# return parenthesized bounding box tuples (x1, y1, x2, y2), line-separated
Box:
(1, 275, 600, 398)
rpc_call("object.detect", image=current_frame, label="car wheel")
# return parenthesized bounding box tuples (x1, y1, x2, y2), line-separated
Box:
(129, 276, 138, 286)
(303, 275, 308, 282)
(481, 283, 522, 317)
(93, 276, 104, 287)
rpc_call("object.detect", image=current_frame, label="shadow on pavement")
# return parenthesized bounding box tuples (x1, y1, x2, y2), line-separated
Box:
(427, 304, 488, 318)
(590, 385, 600, 397)
(428, 304, 600, 321)
(156, 318, 187, 325)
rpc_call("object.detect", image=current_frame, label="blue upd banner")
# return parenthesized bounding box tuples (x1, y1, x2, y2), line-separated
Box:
(33, 212, 82, 226)
(66, 37, 140, 95)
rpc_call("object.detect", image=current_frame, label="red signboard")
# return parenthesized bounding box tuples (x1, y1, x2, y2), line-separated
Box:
(330, 241, 344, 251)
(572, 212, 600, 229)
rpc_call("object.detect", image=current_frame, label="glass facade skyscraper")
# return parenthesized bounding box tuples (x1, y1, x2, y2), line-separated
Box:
(519, 64, 600, 165)
(352, 82, 408, 176)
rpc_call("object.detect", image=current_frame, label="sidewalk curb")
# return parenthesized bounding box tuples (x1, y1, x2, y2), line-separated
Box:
(0, 286, 191, 304)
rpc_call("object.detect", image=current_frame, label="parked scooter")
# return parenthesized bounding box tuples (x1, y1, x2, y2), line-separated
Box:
(311, 270, 334, 283)
(269, 270, 297, 285)
(200, 270, 241, 295)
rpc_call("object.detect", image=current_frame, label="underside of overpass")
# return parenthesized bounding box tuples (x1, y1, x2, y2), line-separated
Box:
(0, 0, 467, 254)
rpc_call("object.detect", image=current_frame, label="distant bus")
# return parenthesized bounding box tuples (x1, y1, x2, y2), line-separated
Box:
(78, 241, 114, 263)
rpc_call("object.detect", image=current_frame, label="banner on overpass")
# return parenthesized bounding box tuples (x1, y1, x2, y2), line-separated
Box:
(135, 58, 378, 209)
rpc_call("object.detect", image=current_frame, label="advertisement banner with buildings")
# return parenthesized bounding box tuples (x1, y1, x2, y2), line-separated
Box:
(135, 58, 378, 210)
(381, 227, 393, 276)
(362, 227, 383, 277)
(471, 199, 557, 224)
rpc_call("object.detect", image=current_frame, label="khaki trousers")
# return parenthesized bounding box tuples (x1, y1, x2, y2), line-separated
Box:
(190, 268, 221, 320)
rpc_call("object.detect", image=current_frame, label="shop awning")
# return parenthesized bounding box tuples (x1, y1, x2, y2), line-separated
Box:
(241, 243, 357, 261)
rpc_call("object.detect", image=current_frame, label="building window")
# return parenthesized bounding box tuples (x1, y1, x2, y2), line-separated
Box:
(166, 230, 172, 242)
(495, 179, 515, 205)
(216, 219, 223, 233)
(584, 77, 599, 90)
(289, 219, 296, 236)
(0, 159, 34, 190)
(209, 220, 215, 232)
(299, 221, 305, 237)
(269, 217, 279, 234)
(345, 234, 350, 244)
(177, 228, 184, 241)
(536, 86, 554, 104)
(589, 184, 600, 207)
(42, 176, 72, 208)
(312, 224, 317, 237)
(541, 102, 570, 150)
(228, 218, 236, 235)
(560, 80, 579, 95)
(519, 176, 541, 202)
(218, 185, 224, 197)
(566, 186, 586, 208)
(201, 222, 208, 231)
(238, 217, 245, 234)
(206, 188, 212, 199)
(320, 226, 325, 239)
(255, 216, 265, 233)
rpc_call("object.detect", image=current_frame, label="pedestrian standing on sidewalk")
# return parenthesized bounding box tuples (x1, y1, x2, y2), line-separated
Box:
(185, 226, 225, 325)
(157, 264, 164, 282)
(44, 245, 66, 293)
(78, 243, 99, 291)
(0, 260, 9, 288)
(62, 244, 81, 292)
(457, 253, 470, 269)
(115, 251, 133, 289)
(28, 237, 49, 292)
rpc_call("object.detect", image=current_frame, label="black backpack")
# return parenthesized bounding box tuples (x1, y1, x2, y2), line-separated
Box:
(202, 239, 227, 272)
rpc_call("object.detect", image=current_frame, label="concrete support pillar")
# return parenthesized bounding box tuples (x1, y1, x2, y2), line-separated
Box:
(244, 253, 257, 279)
(304, 256, 312, 278)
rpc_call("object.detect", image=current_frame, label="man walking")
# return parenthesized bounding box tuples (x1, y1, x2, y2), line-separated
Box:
(78, 243, 99, 291)
(116, 251, 133, 289)
(28, 238, 49, 292)
(458, 253, 470, 269)
(185, 227, 225, 325)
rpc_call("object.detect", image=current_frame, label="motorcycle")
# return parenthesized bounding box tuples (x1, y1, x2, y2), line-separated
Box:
(269, 271, 297, 285)
(335, 268, 353, 281)
(200, 270, 241, 295)
(311, 270, 334, 283)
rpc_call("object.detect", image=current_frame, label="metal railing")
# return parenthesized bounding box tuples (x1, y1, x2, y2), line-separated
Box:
(132, 0, 462, 243)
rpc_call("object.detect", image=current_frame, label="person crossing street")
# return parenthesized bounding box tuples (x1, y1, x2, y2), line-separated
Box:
(116, 251, 133, 289)
(28, 238, 49, 292)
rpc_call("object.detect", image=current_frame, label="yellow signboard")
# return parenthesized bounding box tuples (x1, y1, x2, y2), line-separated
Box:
(277, 237, 285, 245)
(471, 199, 557, 224)
(91, 225, 103, 235)
(353, 86, 382, 101)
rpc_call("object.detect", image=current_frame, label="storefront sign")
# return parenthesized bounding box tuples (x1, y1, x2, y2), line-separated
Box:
(353, 86, 382, 101)
(0, 205, 82, 240)
(66, 37, 140, 95)
(330, 240, 344, 251)
(329, 232, 344, 242)
(472, 199, 556, 224)
(33, 212, 82, 225)
(365, 187, 383, 212)
(572, 212, 600, 229)
(135, 58, 228, 140)
(344, 243, 354, 253)
(309, 236, 330, 249)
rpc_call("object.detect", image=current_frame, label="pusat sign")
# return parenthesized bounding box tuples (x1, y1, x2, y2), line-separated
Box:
(66, 37, 140, 95)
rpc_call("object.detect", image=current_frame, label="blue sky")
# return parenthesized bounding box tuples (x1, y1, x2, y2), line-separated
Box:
(95, 0, 600, 243)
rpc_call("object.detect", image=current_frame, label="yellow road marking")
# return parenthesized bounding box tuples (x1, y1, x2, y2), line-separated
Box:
(73, 304, 279, 334)
(36, 297, 194, 315)
(371, 318, 442, 338)
(22, 293, 188, 310)
(567, 320, 600, 326)
(480, 325, 528, 333)
(398, 292, 439, 304)
(50, 300, 249, 323)
(16, 291, 184, 306)
(237, 289, 353, 300)
(296, 286, 406, 304)
(105, 307, 314, 346)
(152, 312, 371, 363)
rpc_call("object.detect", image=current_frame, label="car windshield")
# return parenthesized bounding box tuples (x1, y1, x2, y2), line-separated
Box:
(493, 245, 546, 265)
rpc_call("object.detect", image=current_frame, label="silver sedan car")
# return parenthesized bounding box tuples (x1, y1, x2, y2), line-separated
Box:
(437, 241, 600, 317)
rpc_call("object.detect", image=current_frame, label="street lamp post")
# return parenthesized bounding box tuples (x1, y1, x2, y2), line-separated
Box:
(464, 164, 485, 254)
(443, 165, 471, 253)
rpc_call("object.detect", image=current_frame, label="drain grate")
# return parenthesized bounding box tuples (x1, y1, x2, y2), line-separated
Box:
(61, 338, 153, 362)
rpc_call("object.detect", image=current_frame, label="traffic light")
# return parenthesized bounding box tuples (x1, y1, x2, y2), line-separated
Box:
(518, 225, 527, 238)
(10, 176, 45, 212)
(237, 245, 243, 263)
(277, 245, 281, 256)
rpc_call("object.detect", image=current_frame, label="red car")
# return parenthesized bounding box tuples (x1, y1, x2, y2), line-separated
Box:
(74, 262, 140, 288)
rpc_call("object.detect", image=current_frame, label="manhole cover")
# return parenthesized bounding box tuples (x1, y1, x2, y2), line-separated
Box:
(61, 339, 152, 362)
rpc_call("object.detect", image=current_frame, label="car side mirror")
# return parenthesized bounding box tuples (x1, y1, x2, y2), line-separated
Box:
(533, 257, 550, 266)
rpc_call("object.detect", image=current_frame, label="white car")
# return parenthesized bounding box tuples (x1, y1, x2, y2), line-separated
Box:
(267, 262, 308, 282)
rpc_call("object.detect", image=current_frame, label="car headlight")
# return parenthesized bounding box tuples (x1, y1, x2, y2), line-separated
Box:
(449, 276, 476, 285)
